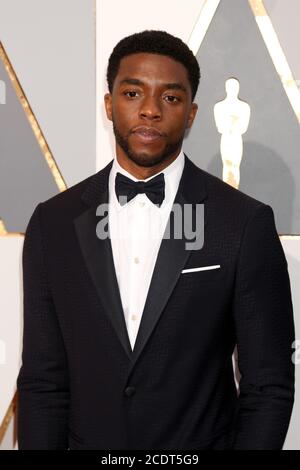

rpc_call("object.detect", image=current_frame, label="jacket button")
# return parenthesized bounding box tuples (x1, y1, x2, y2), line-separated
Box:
(124, 386, 136, 397)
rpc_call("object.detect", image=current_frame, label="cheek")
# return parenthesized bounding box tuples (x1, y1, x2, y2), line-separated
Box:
(167, 114, 189, 135)
(112, 102, 138, 126)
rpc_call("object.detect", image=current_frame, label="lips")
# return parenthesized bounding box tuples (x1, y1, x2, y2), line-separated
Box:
(132, 126, 163, 143)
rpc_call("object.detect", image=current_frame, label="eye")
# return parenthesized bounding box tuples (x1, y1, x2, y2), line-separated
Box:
(124, 91, 139, 98)
(164, 95, 180, 103)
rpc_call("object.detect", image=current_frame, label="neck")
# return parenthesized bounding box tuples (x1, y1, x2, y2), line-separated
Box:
(115, 149, 181, 180)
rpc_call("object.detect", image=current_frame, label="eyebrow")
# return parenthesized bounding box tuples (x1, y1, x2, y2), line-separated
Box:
(119, 78, 188, 94)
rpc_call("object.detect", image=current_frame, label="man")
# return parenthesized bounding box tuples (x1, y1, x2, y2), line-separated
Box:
(17, 30, 295, 450)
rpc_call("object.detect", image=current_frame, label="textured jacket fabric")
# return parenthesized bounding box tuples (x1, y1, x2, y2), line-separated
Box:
(17, 154, 295, 450)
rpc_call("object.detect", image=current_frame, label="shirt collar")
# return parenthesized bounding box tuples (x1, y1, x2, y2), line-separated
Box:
(109, 149, 185, 211)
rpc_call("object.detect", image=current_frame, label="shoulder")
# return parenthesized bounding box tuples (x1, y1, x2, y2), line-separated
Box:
(34, 175, 94, 229)
(190, 157, 264, 202)
(36, 159, 113, 220)
(186, 156, 273, 228)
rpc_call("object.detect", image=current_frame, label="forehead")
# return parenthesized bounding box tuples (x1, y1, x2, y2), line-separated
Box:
(115, 53, 190, 86)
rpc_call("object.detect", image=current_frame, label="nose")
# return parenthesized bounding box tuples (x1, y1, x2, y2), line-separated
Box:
(139, 95, 162, 121)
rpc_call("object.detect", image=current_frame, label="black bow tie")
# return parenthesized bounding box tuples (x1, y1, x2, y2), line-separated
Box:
(115, 172, 165, 207)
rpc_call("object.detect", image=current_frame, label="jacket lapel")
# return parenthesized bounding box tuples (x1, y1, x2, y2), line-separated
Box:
(130, 155, 207, 369)
(74, 160, 133, 359)
(73, 155, 208, 366)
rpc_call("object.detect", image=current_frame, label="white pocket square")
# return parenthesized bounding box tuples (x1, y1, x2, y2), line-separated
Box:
(181, 264, 221, 274)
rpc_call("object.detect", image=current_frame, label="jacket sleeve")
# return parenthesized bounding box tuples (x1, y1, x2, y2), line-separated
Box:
(17, 203, 69, 449)
(232, 204, 295, 450)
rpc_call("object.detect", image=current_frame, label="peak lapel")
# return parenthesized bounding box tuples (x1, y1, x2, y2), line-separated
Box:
(129, 154, 208, 369)
(73, 155, 208, 368)
(73, 160, 133, 360)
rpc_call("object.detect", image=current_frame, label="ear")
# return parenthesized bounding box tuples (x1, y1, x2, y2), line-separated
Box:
(186, 102, 198, 129)
(104, 93, 113, 121)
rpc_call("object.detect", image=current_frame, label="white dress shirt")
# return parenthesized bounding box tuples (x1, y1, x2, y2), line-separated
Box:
(108, 150, 185, 350)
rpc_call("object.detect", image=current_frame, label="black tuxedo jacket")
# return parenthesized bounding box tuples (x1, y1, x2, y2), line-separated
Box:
(17, 154, 295, 450)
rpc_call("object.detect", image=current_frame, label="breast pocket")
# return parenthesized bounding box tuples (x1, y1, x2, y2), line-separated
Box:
(181, 264, 226, 281)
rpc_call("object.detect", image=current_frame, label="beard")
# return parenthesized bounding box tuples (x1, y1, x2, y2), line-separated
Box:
(112, 120, 185, 168)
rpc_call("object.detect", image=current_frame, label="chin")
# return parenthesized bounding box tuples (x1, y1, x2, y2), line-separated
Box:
(129, 152, 166, 168)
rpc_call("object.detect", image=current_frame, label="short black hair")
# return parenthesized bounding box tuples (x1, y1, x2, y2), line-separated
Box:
(106, 30, 200, 101)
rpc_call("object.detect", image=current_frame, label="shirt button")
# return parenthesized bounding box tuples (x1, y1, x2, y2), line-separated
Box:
(124, 386, 136, 397)
(139, 201, 145, 207)
(134, 257, 140, 264)
(131, 314, 137, 321)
